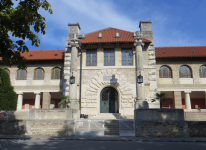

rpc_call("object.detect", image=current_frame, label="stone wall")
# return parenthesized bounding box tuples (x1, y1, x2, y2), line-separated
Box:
(135, 121, 188, 137)
(188, 122, 206, 137)
(29, 108, 79, 120)
(0, 120, 26, 135)
(0, 120, 74, 136)
(184, 110, 206, 121)
(134, 109, 206, 137)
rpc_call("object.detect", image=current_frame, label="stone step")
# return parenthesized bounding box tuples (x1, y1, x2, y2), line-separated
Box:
(104, 120, 119, 135)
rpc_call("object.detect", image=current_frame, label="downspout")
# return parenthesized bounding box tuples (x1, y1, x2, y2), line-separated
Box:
(79, 50, 82, 114)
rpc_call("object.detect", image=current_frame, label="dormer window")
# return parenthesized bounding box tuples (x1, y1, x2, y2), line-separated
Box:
(54, 54, 58, 56)
(115, 32, 120, 39)
(98, 33, 102, 39)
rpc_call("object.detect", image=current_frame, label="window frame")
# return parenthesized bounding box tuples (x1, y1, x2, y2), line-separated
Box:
(179, 65, 192, 78)
(104, 49, 115, 66)
(33, 68, 44, 80)
(86, 49, 97, 66)
(159, 65, 172, 78)
(51, 67, 62, 79)
(199, 65, 206, 78)
(121, 48, 133, 66)
(16, 69, 27, 80)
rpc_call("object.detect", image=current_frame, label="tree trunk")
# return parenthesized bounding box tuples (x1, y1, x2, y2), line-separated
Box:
(160, 100, 162, 109)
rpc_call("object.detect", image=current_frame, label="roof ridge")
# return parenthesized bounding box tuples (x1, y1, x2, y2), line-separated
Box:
(156, 46, 206, 48)
(85, 27, 134, 35)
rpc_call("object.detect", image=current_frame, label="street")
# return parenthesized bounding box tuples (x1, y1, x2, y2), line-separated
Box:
(0, 139, 206, 150)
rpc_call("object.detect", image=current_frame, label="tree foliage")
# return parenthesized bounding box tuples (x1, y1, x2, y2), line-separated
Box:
(0, 0, 53, 69)
(0, 67, 17, 111)
(154, 92, 168, 109)
(59, 95, 70, 108)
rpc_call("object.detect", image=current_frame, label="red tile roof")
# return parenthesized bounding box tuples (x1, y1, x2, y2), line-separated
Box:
(79, 27, 151, 44)
(0, 49, 65, 61)
(155, 46, 206, 58)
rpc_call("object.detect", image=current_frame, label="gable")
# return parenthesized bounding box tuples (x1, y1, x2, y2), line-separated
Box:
(79, 27, 151, 44)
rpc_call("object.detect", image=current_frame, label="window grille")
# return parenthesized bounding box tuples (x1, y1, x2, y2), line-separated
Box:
(159, 66, 172, 78)
(16, 69, 27, 80)
(104, 49, 115, 66)
(122, 49, 133, 66)
(86, 49, 97, 66)
(199, 65, 206, 78)
(179, 65, 192, 78)
(34, 68, 44, 80)
(5, 68, 10, 75)
(51, 67, 62, 79)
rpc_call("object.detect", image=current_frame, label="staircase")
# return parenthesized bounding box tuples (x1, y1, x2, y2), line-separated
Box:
(90, 113, 134, 120)
(104, 120, 119, 136)
(90, 113, 120, 119)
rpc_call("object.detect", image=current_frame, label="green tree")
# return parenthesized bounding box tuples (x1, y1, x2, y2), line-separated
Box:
(0, 0, 53, 69)
(0, 67, 17, 111)
(59, 96, 70, 108)
(154, 92, 168, 109)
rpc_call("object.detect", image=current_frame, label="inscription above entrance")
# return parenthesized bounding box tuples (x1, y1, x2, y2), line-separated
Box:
(103, 75, 117, 82)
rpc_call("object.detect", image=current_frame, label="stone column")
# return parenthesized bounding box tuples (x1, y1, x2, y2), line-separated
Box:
(42, 92, 51, 108)
(17, 93, 23, 111)
(34, 92, 41, 109)
(68, 38, 81, 110)
(134, 31, 148, 109)
(173, 91, 183, 109)
(184, 91, 191, 109)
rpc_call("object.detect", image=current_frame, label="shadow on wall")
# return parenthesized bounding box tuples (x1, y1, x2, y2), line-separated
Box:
(0, 112, 26, 135)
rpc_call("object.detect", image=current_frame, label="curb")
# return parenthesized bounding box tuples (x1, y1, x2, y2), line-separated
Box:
(0, 136, 206, 142)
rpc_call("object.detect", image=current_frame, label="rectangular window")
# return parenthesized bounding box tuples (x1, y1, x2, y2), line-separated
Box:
(86, 49, 97, 66)
(104, 49, 115, 66)
(122, 49, 133, 65)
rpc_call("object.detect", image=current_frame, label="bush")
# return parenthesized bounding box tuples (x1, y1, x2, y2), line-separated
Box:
(0, 67, 17, 111)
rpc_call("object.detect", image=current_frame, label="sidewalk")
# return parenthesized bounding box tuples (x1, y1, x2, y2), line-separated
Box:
(0, 135, 206, 142)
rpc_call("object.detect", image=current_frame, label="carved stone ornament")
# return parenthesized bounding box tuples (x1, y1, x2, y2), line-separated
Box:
(134, 31, 143, 41)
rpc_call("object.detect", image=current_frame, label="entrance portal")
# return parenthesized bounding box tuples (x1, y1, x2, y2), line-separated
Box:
(100, 87, 118, 113)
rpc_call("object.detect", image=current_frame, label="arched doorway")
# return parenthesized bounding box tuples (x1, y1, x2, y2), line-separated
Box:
(100, 87, 118, 113)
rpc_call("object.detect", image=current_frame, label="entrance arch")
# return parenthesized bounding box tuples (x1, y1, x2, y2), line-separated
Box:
(100, 87, 118, 113)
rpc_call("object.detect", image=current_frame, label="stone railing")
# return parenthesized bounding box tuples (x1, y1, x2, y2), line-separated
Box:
(29, 108, 79, 120)
(184, 109, 206, 121)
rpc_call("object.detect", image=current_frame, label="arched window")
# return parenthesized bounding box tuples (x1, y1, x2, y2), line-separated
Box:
(179, 65, 192, 78)
(199, 65, 206, 78)
(159, 65, 172, 78)
(51, 67, 62, 79)
(16, 69, 27, 80)
(34, 68, 44, 80)
(5, 68, 10, 75)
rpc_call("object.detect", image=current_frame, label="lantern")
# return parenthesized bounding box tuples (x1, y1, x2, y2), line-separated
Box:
(70, 72, 75, 84)
(137, 71, 143, 83)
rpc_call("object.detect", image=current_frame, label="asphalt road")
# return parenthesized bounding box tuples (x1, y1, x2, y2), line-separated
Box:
(0, 139, 206, 150)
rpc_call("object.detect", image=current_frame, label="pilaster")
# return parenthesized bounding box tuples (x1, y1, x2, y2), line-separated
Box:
(173, 91, 182, 109)
(42, 92, 51, 109)
(134, 31, 148, 109)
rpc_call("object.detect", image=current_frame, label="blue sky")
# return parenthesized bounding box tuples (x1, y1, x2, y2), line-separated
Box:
(12, 0, 206, 50)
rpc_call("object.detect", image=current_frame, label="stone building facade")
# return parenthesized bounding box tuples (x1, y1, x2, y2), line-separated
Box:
(1, 20, 206, 118)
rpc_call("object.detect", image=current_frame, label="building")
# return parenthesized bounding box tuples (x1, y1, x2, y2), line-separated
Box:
(1, 20, 206, 118)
